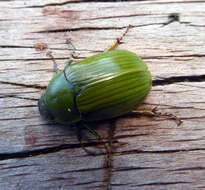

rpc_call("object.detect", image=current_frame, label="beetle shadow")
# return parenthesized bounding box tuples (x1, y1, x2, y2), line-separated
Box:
(40, 111, 144, 142)
(40, 116, 113, 154)
(39, 114, 128, 156)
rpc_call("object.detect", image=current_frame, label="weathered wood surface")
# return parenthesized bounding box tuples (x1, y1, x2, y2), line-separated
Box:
(1, 0, 205, 189)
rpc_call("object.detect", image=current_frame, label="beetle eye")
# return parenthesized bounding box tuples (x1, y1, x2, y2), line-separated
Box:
(38, 93, 54, 120)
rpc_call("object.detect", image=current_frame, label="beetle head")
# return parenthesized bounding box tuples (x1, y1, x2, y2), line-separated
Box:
(38, 93, 54, 120)
(38, 71, 81, 125)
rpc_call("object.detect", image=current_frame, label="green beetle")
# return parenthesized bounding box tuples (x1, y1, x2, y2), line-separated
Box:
(39, 49, 152, 126)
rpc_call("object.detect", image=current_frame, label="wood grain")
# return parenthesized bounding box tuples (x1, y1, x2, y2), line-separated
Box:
(1, 0, 205, 189)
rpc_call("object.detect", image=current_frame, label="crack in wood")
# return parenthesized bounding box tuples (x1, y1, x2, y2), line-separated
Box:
(137, 181, 192, 187)
(74, 180, 103, 186)
(153, 74, 205, 86)
(0, 45, 34, 49)
(143, 54, 205, 59)
(2, 105, 37, 109)
(189, 24, 205, 27)
(113, 166, 160, 172)
(24, 0, 152, 8)
(59, 167, 104, 174)
(113, 133, 150, 140)
(198, 186, 205, 189)
(172, 138, 205, 142)
(116, 148, 205, 156)
(180, 116, 205, 120)
(22, 0, 205, 10)
(0, 116, 38, 121)
(4, 173, 31, 178)
(142, 0, 205, 5)
(0, 57, 68, 62)
(0, 81, 46, 90)
(36, 26, 130, 33)
(81, 13, 154, 21)
(169, 167, 205, 171)
(35, 23, 164, 33)
(0, 94, 39, 101)
(0, 141, 110, 161)
(1, 164, 39, 170)
(111, 181, 192, 187)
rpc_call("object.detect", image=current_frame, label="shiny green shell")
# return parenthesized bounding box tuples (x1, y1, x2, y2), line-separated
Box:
(39, 50, 152, 124)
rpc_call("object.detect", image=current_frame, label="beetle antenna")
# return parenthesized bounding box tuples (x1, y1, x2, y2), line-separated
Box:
(65, 38, 79, 59)
(66, 38, 76, 50)
(46, 51, 60, 74)
(108, 24, 133, 51)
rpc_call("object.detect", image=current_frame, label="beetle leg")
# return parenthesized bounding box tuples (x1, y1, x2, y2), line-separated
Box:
(131, 109, 157, 117)
(75, 124, 98, 156)
(131, 107, 183, 126)
(46, 51, 60, 74)
(78, 122, 114, 161)
(107, 24, 133, 51)
(76, 122, 109, 156)
(83, 123, 101, 139)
